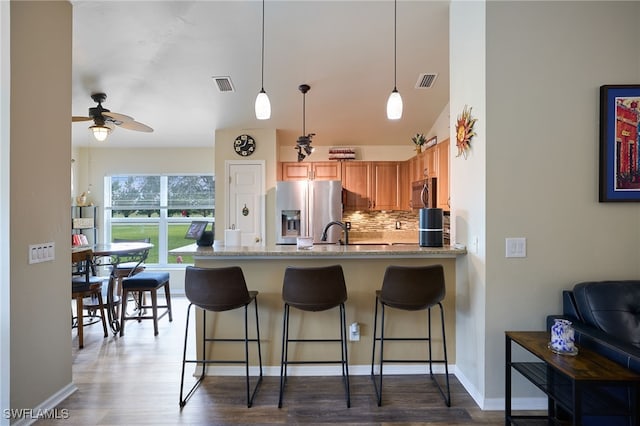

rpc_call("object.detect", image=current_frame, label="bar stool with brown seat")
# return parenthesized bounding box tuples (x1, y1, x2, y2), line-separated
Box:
(119, 270, 172, 336)
(179, 266, 263, 408)
(278, 264, 350, 408)
(71, 248, 108, 349)
(370, 264, 451, 407)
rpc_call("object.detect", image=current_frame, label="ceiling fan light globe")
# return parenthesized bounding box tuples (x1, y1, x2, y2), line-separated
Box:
(255, 90, 271, 120)
(386, 89, 403, 120)
(90, 124, 111, 142)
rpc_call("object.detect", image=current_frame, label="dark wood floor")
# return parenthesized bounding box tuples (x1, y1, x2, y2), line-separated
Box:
(36, 296, 508, 425)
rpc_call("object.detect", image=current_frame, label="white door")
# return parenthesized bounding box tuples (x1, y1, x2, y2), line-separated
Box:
(226, 161, 265, 246)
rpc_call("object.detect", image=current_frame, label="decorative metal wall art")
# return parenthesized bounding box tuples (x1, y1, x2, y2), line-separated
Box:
(455, 105, 477, 159)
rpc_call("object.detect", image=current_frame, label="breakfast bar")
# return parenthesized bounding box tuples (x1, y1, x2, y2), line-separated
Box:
(170, 243, 466, 372)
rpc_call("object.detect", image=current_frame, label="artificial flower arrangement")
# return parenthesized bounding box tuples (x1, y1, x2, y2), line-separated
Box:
(411, 133, 427, 153)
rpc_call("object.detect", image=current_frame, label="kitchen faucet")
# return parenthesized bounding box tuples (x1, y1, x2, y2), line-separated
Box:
(321, 221, 349, 245)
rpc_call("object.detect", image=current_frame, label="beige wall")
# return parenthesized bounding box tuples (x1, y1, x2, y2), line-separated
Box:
(1, 1, 10, 419)
(278, 144, 416, 162)
(451, 0, 640, 409)
(9, 0, 73, 413)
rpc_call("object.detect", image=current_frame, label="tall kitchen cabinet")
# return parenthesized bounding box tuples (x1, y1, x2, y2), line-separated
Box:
(341, 161, 405, 211)
(280, 161, 342, 181)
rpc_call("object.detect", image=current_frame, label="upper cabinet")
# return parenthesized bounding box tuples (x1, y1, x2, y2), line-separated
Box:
(435, 139, 450, 210)
(370, 162, 405, 211)
(342, 161, 405, 211)
(341, 161, 371, 210)
(404, 138, 450, 211)
(280, 161, 342, 181)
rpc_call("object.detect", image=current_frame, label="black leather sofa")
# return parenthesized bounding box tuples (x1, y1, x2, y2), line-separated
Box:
(547, 280, 640, 426)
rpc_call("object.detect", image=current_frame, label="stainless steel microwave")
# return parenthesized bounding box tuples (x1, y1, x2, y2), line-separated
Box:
(410, 178, 437, 210)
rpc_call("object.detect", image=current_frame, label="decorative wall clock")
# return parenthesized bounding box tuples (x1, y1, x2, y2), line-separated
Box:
(455, 105, 477, 159)
(234, 134, 256, 156)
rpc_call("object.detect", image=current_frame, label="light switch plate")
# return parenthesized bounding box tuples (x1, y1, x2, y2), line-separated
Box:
(505, 237, 526, 258)
(29, 242, 55, 264)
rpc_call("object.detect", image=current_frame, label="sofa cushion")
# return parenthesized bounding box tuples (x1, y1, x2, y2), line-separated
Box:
(573, 280, 640, 347)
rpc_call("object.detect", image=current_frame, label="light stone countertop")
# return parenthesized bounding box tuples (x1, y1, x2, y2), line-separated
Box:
(170, 243, 466, 260)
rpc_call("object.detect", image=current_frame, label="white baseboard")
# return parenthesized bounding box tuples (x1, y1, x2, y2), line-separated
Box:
(454, 367, 546, 411)
(9, 383, 77, 426)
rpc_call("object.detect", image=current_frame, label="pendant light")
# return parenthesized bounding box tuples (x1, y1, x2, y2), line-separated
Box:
(296, 84, 315, 162)
(254, 0, 271, 120)
(386, 0, 403, 120)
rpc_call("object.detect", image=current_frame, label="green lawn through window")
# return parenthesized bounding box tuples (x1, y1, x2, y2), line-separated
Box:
(111, 223, 201, 264)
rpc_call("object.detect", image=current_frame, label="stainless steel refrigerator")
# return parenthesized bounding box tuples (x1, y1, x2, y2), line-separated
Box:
(276, 180, 343, 244)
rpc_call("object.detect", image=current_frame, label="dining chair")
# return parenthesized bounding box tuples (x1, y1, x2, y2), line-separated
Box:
(71, 248, 108, 348)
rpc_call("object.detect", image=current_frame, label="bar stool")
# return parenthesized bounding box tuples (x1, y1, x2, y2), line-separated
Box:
(370, 264, 451, 407)
(278, 264, 350, 408)
(179, 266, 263, 408)
(119, 271, 172, 336)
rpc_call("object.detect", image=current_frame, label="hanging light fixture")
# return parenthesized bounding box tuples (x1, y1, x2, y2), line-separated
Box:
(255, 0, 271, 120)
(89, 124, 111, 142)
(386, 0, 403, 120)
(295, 84, 315, 162)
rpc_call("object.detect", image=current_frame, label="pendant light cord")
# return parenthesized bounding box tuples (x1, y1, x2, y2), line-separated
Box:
(302, 92, 306, 136)
(260, 0, 265, 91)
(393, 0, 397, 90)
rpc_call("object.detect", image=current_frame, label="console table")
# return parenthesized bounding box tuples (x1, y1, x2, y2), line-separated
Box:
(505, 331, 640, 425)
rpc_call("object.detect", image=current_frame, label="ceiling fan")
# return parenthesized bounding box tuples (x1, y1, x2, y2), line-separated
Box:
(72, 93, 153, 141)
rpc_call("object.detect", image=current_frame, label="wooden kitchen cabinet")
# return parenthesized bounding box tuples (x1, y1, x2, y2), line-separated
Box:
(435, 139, 450, 210)
(341, 161, 371, 210)
(280, 161, 342, 181)
(342, 161, 405, 211)
(404, 138, 450, 211)
(371, 162, 405, 210)
(423, 147, 436, 178)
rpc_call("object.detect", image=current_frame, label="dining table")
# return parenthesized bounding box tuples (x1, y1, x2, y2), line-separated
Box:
(88, 241, 154, 334)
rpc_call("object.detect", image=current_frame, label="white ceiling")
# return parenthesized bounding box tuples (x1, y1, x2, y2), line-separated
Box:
(71, 1, 450, 149)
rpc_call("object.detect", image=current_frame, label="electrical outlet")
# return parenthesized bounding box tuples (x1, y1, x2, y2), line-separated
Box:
(395, 221, 401, 230)
(345, 221, 351, 230)
(349, 322, 360, 341)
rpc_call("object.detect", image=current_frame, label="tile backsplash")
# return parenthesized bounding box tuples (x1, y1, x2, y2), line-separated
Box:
(342, 210, 419, 232)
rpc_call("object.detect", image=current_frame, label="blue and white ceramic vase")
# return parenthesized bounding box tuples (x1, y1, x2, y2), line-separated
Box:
(550, 318, 577, 354)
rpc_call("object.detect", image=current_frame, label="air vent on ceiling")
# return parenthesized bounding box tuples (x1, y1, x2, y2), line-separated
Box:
(415, 73, 438, 89)
(212, 76, 235, 92)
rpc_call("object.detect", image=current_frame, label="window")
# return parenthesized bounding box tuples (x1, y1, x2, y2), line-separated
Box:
(105, 174, 214, 266)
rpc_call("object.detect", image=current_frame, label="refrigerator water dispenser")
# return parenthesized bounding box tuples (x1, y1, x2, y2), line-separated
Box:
(281, 210, 301, 238)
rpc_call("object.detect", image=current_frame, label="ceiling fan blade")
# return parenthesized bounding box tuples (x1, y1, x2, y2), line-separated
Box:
(72, 116, 92, 122)
(118, 120, 154, 133)
(102, 111, 134, 122)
